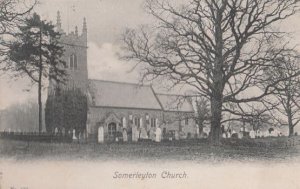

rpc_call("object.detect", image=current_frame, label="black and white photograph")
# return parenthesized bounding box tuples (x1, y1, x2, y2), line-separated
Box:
(1, 0, 300, 188)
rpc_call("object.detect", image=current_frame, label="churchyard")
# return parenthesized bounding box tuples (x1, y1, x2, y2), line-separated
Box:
(1, 136, 300, 163)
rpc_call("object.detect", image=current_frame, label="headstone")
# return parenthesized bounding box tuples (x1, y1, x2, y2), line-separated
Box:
(55, 127, 58, 135)
(98, 127, 104, 143)
(140, 126, 148, 139)
(72, 129, 77, 140)
(249, 130, 255, 139)
(123, 129, 128, 142)
(238, 131, 243, 139)
(155, 127, 162, 142)
(222, 133, 227, 138)
(227, 131, 231, 138)
(150, 127, 156, 141)
(203, 127, 210, 137)
(132, 125, 138, 142)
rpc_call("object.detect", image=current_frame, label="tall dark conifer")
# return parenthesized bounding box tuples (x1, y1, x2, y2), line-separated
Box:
(9, 13, 66, 133)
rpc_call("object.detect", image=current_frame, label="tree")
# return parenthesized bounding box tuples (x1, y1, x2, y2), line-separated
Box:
(263, 50, 300, 136)
(122, 0, 299, 145)
(45, 88, 88, 134)
(195, 97, 210, 135)
(44, 90, 64, 133)
(0, 0, 36, 61)
(0, 100, 44, 132)
(8, 13, 66, 133)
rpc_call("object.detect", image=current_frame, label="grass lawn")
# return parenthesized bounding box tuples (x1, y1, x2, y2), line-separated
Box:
(1, 137, 300, 163)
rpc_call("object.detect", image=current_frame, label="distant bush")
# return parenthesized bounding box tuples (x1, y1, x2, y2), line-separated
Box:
(0, 100, 44, 132)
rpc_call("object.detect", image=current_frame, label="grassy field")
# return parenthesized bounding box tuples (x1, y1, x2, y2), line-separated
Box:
(1, 137, 300, 163)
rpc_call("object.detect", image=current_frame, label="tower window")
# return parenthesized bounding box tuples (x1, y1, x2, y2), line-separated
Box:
(69, 54, 77, 70)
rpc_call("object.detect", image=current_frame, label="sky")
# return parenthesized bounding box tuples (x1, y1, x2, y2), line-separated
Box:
(1, 0, 300, 110)
(0, 0, 150, 109)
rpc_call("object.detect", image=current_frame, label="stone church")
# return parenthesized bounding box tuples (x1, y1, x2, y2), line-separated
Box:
(48, 12, 197, 143)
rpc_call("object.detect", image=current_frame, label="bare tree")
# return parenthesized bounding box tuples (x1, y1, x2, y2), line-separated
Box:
(121, 0, 299, 145)
(0, 100, 42, 132)
(0, 0, 36, 60)
(195, 96, 210, 135)
(263, 50, 300, 136)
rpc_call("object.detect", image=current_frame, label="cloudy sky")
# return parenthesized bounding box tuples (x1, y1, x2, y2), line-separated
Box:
(0, 0, 300, 109)
(0, 0, 150, 109)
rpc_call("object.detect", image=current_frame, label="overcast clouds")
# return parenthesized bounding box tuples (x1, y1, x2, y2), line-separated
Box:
(1, 0, 300, 109)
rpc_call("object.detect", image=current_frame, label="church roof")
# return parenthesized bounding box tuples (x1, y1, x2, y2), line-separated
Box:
(87, 79, 195, 112)
(88, 79, 162, 110)
(156, 94, 194, 112)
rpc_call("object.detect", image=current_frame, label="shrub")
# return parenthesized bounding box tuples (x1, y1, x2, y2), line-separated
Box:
(45, 88, 87, 134)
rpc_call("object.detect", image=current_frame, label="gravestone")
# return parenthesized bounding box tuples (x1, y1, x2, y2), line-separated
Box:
(98, 127, 104, 143)
(140, 127, 148, 139)
(123, 129, 128, 142)
(249, 130, 255, 139)
(55, 127, 58, 135)
(150, 127, 156, 141)
(155, 127, 162, 142)
(132, 125, 138, 142)
(72, 129, 77, 140)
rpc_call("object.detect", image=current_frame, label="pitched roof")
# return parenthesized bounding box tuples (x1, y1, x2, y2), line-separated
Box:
(155, 94, 194, 112)
(88, 79, 162, 110)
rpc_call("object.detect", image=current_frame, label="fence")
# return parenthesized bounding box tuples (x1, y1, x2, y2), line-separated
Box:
(0, 131, 72, 143)
(222, 136, 300, 148)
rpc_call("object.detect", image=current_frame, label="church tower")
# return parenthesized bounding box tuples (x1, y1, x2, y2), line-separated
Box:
(48, 11, 88, 94)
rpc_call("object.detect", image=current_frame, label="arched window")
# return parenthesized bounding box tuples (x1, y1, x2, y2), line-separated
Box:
(134, 117, 140, 127)
(74, 54, 77, 69)
(69, 54, 77, 70)
(185, 117, 189, 125)
(108, 123, 117, 140)
(69, 55, 73, 68)
(150, 118, 156, 127)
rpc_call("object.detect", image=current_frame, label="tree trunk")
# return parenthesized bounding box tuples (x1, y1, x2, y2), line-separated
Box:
(287, 94, 294, 137)
(289, 125, 294, 137)
(210, 94, 223, 145)
(288, 113, 294, 137)
(209, 8, 224, 145)
(38, 26, 43, 134)
(38, 79, 42, 134)
(198, 122, 204, 135)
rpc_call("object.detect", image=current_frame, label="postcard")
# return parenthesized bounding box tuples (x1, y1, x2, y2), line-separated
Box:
(1, 0, 300, 188)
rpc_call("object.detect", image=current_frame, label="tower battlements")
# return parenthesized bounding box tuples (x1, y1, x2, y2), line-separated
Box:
(56, 11, 87, 47)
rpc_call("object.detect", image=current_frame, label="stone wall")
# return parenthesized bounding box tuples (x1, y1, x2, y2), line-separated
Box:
(87, 106, 197, 142)
(163, 111, 197, 138)
(87, 106, 163, 141)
